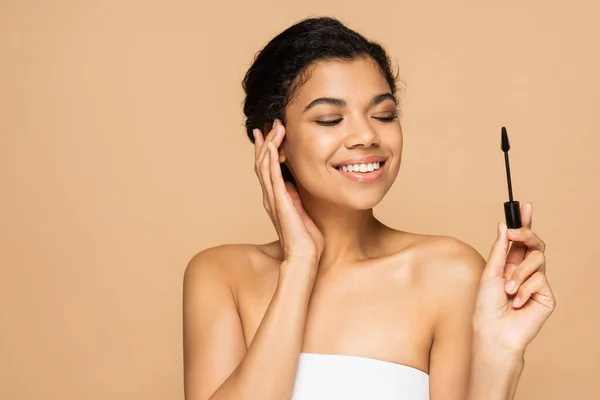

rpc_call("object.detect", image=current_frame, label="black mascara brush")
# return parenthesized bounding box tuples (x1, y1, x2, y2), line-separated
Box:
(501, 126, 522, 229)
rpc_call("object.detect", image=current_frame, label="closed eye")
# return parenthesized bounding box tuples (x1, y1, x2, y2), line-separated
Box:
(316, 115, 399, 126)
(316, 118, 343, 126)
(373, 115, 399, 122)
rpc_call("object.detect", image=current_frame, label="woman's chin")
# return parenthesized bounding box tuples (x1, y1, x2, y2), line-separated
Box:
(299, 179, 394, 211)
(329, 191, 387, 211)
(349, 198, 384, 211)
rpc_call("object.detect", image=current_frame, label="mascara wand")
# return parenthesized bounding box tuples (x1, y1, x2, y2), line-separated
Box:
(501, 126, 522, 229)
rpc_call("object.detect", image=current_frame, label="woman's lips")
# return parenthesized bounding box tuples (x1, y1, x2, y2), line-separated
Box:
(332, 155, 387, 168)
(333, 160, 386, 182)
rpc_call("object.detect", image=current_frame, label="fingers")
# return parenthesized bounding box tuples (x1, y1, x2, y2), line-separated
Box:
(506, 226, 546, 253)
(511, 271, 555, 310)
(504, 203, 531, 269)
(286, 181, 311, 221)
(253, 128, 264, 158)
(504, 203, 543, 280)
(481, 222, 510, 282)
(504, 240, 526, 279)
(268, 142, 290, 210)
(505, 249, 546, 296)
(259, 139, 276, 217)
(264, 134, 310, 247)
(254, 119, 286, 214)
(521, 202, 533, 229)
(254, 119, 285, 162)
(256, 121, 305, 241)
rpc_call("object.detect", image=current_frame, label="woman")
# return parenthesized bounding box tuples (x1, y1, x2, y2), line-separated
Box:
(183, 17, 555, 400)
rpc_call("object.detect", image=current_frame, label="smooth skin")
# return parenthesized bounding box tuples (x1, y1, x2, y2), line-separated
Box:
(469, 206, 555, 400)
(183, 58, 555, 400)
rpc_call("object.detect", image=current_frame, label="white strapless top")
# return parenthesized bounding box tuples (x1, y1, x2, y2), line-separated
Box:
(291, 353, 430, 400)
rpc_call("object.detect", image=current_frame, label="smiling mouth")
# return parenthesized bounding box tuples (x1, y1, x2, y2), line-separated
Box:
(333, 160, 386, 173)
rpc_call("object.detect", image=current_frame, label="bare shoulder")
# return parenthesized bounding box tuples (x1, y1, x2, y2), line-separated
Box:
(393, 231, 487, 292)
(425, 235, 486, 276)
(419, 234, 488, 306)
(183, 242, 281, 288)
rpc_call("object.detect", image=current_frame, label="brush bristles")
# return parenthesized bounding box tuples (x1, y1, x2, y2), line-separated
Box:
(501, 126, 510, 152)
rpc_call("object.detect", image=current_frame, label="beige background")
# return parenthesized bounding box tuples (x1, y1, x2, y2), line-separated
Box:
(1, 1, 598, 399)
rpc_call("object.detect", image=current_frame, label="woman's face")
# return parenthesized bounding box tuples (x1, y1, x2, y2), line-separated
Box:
(281, 57, 403, 210)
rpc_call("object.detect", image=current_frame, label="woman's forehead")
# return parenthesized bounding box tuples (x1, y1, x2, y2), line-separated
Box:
(290, 58, 392, 107)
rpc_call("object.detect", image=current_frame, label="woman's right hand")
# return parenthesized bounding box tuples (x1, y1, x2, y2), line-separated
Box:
(253, 119, 325, 266)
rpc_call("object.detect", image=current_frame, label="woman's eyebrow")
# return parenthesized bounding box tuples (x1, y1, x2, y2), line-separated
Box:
(370, 92, 397, 106)
(302, 92, 396, 113)
(303, 97, 346, 113)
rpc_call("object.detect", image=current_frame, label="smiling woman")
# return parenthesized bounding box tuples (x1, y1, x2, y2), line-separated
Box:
(182, 16, 555, 400)
(241, 17, 400, 187)
(259, 57, 403, 210)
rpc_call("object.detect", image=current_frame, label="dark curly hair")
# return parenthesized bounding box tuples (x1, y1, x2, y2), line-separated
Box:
(242, 16, 400, 184)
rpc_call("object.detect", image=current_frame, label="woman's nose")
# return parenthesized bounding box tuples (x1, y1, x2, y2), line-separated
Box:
(344, 119, 380, 149)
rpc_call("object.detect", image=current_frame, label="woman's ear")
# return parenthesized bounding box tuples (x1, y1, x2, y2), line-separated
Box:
(278, 148, 287, 163)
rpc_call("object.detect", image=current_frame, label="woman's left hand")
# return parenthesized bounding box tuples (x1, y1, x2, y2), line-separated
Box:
(473, 202, 556, 353)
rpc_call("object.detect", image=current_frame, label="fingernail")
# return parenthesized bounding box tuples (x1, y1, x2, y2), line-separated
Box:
(508, 228, 520, 236)
(512, 297, 521, 308)
(505, 280, 516, 293)
(497, 221, 506, 237)
(252, 129, 257, 139)
(273, 119, 279, 131)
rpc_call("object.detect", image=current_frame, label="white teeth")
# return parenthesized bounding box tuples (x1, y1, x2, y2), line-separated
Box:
(338, 162, 382, 173)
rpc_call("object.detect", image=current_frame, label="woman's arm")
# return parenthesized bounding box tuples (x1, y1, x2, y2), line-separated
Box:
(427, 240, 484, 400)
(468, 204, 555, 399)
(428, 217, 553, 400)
(468, 337, 525, 400)
(183, 247, 315, 400)
(184, 121, 325, 399)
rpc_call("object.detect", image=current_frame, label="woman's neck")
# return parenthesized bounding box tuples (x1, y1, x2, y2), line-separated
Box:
(300, 192, 388, 269)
